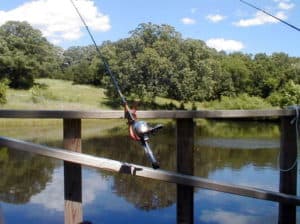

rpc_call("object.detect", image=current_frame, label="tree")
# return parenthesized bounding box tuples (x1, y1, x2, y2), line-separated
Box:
(268, 80, 300, 107)
(62, 22, 300, 106)
(0, 21, 62, 89)
(221, 53, 251, 95)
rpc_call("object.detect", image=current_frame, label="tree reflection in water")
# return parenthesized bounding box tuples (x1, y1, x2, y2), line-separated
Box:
(0, 147, 57, 204)
(0, 120, 280, 212)
(82, 121, 279, 210)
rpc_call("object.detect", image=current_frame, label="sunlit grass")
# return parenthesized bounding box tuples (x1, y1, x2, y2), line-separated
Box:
(2, 78, 112, 110)
(0, 118, 123, 141)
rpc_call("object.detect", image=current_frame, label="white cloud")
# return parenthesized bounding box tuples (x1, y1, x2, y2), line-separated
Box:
(206, 38, 244, 52)
(0, 0, 111, 45)
(233, 11, 287, 27)
(181, 17, 196, 25)
(200, 209, 257, 224)
(206, 14, 226, 23)
(278, 2, 295, 10)
(30, 168, 109, 211)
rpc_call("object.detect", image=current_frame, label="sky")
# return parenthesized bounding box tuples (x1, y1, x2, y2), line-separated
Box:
(0, 0, 299, 56)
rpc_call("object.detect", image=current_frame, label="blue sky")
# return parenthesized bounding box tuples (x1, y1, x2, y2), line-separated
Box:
(0, 0, 299, 56)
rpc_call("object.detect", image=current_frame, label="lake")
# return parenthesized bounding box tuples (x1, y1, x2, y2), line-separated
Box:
(0, 119, 299, 223)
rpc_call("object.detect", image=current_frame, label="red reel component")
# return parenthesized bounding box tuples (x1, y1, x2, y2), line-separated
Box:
(125, 108, 140, 141)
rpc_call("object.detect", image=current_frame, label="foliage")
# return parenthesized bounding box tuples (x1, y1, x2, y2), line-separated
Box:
(60, 23, 299, 108)
(0, 79, 9, 104)
(30, 83, 57, 103)
(1, 21, 300, 108)
(268, 80, 300, 108)
(0, 21, 63, 89)
(204, 93, 273, 110)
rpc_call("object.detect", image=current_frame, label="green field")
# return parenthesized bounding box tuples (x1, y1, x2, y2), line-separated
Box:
(1, 78, 275, 111)
(1, 78, 194, 110)
(2, 78, 110, 110)
(0, 78, 176, 140)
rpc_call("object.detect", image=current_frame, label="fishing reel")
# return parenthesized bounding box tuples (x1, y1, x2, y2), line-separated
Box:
(128, 118, 163, 169)
(131, 121, 163, 141)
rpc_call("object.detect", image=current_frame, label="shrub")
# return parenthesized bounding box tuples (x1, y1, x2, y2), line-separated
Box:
(204, 93, 273, 109)
(268, 80, 300, 108)
(0, 79, 9, 104)
(30, 83, 57, 103)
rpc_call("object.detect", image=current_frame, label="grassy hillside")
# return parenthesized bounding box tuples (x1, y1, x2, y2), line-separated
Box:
(0, 78, 126, 139)
(2, 79, 111, 110)
(1, 78, 187, 110)
(1, 78, 274, 110)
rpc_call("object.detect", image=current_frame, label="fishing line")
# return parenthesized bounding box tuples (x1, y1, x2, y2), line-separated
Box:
(69, 0, 134, 121)
(69, 0, 161, 169)
(240, 0, 300, 32)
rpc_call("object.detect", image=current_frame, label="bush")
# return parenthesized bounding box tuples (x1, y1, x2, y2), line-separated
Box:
(0, 79, 9, 104)
(268, 80, 300, 108)
(30, 83, 57, 103)
(204, 93, 273, 109)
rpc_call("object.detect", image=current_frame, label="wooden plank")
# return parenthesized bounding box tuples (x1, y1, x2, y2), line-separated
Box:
(63, 119, 83, 224)
(137, 109, 295, 119)
(1, 136, 300, 206)
(176, 119, 194, 224)
(0, 109, 296, 119)
(0, 110, 124, 119)
(278, 117, 298, 224)
(0, 204, 4, 224)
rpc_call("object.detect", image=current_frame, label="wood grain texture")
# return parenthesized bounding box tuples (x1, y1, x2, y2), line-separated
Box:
(278, 117, 298, 224)
(0, 109, 295, 119)
(63, 119, 82, 224)
(176, 119, 194, 224)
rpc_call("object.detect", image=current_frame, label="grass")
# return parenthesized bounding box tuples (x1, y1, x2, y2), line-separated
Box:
(0, 79, 277, 140)
(1, 78, 274, 111)
(1, 78, 193, 110)
(0, 118, 123, 141)
(0, 78, 168, 139)
(2, 78, 113, 110)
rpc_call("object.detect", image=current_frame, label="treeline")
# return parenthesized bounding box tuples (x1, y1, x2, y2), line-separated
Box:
(1, 21, 300, 107)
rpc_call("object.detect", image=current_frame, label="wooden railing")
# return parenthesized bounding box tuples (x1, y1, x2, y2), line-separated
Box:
(0, 109, 298, 224)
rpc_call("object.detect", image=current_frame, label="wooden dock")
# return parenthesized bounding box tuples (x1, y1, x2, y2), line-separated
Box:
(0, 109, 298, 224)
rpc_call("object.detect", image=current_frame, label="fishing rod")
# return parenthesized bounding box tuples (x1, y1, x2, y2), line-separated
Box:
(70, 0, 162, 169)
(240, 0, 300, 32)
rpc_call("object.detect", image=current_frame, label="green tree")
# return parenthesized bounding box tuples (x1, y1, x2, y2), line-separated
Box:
(62, 22, 300, 106)
(221, 53, 251, 95)
(268, 80, 300, 107)
(0, 21, 62, 89)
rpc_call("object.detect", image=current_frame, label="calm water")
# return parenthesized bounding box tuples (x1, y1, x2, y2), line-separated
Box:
(0, 119, 299, 223)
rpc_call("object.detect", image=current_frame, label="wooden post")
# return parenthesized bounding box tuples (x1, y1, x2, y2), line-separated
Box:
(63, 119, 83, 224)
(0, 205, 4, 224)
(279, 117, 298, 224)
(176, 118, 194, 224)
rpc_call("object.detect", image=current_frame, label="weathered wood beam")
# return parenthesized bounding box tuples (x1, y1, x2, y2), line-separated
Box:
(0, 109, 295, 119)
(278, 117, 298, 224)
(176, 119, 194, 224)
(63, 119, 82, 224)
(0, 136, 300, 205)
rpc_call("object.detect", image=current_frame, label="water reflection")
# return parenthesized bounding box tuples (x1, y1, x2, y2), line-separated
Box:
(0, 120, 286, 223)
(112, 175, 175, 210)
(82, 132, 177, 210)
(0, 147, 57, 204)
